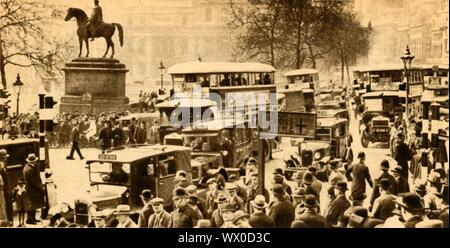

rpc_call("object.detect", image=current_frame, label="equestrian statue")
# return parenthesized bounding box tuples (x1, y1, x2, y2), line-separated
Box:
(64, 0, 124, 58)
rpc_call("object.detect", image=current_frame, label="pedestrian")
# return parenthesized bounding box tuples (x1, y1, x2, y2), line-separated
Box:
(246, 171, 269, 214)
(147, 198, 170, 228)
(135, 121, 147, 144)
(294, 195, 327, 228)
(430, 185, 448, 228)
(168, 187, 199, 228)
(12, 178, 30, 227)
(307, 166, 322, 196)
(225, 183, 245, 212)
(371, 178, 397, 221)
(393, 132, 412, 179)
(346, 206, 383, 228)
(66, 121, 85, 160)
(22, 153, 45, 225)
(219, 203, 237, 228)
(98, 120, 112, 152)
(395, 193, 425, 228)
(42, 169, 58, 220)
(137, 189, 153, 228)
(186, 185, 207, 217)
(244, 157, 258, 186)
(112, 121, 125, 148)
(149, 120, 160, 145)
(346, 152, 373, 202)
(272, 175, 291, 201)
(248, 195, 274, 228)
(114, 205, 138, 228)
(230, 210, 251, 228)
(174, 170, 190, 188)
(369, 159, 398, 210)
(268, 184, 295, 228)
(336, 193, 367, 228)
(128, 117, 137, 144)
(409, 127, 423, 182)
(187, 194, 204, 219)
(210, 193, 228, 228)
(228, 174, 248, 203)
(327, 160, 346, 202)
(205, 178, 219, 217)
(0, 149, 13, 225)
(391, 165, 410, 194)
(301, 172, 320, 202)
(423, 172, 441, 211)
(325, 181, 351, 227)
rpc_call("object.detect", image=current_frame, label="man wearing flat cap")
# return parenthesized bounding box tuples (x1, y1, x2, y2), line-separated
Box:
(325, 181, 350, 227)
(210, 192, 228, 227)
(205, 178, 219, 217)
(346, 152, 373, 202)
(147, 198, 170, 228)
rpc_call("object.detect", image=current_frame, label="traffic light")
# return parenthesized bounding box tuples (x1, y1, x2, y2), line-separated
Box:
(44, 96, 57, 132)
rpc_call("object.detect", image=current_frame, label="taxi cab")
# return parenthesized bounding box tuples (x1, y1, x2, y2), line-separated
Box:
(315, 117, 349, 159)
(85, 144, 192, 211)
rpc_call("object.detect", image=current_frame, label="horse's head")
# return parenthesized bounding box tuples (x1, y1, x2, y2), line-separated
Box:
(64, 8, 73, 21)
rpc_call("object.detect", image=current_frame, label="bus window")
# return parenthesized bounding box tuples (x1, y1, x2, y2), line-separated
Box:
(210, 74, 219, 87)
(157, 154, 176, 176)
(220, 74, 231, 86)
(185, 74, 197, 83)
(263, 73, 272, 85)
(200, 75, 210, 87)
(256, 73, 263, 85)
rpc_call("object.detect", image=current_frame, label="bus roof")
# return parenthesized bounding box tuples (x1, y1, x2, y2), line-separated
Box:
(362, 91, 406, 98)
(316, 117, 347, 127)
(419, 64, 449, 70)
(284, 69, 319, 76)
(354, 65, 422, 72)
(0, 138, 39, 146)
(182, 119, 248, 133)
(155, 98, 217, 109)
(167, 61, 275, 75)
(85, 144, 191, 164)
(119, 112, 160, 121)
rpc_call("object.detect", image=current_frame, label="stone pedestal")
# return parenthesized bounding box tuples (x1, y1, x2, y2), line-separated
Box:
(60, 58, 130, 115)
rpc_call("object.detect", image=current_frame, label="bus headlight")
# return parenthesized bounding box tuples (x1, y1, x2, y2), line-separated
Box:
(314, 151, 321, 160)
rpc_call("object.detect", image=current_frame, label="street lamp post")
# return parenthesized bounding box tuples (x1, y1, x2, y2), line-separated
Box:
(158, 61, 165, 92)
(400, 45, 415, 120)
(12, 73, 24, 115)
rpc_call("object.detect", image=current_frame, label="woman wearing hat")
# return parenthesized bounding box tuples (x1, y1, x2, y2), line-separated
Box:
(22, 153, 45, 225)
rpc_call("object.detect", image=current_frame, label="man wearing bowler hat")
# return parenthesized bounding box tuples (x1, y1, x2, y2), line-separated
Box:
(346, 152, 373, 202)
(268, 184, 295, 228)
(147, 198, 170, 228)
(137, 189, 153, 227)
(393, 132, 412, 179)
(294, 195, 327, 228)
(210, 192, 228, 227)
(22, 153, 45, 225)
(168, 187, 199, 228)
(325, 181, 350, 226)
(369, 159, 398, 210)
(248, 195, 274, 228)
(0, 149, 13, 225)
(371, 178, 397, 221)
(392, 165, 410, 194)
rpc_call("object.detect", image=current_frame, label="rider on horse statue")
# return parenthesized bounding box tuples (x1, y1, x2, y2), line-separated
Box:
(87, 0, 103, 41)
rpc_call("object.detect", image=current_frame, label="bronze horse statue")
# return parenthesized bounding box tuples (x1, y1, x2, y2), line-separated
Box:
(64, 8, 123, 58)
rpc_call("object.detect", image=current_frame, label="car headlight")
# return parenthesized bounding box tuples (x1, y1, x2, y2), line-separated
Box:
(314, 151, 321, 160)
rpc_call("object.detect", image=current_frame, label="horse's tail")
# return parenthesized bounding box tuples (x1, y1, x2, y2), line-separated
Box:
(113, 23, 124, 47)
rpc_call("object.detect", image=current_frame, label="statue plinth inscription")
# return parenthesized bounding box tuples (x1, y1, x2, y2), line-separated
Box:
(60, 58, 130, 115)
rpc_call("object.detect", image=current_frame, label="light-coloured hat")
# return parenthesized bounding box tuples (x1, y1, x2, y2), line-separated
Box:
(0, 149, 10, 158)
(150, 197, 164, 205)
(26, 153, 39, 163)
(113, 205, 132, 215)
(251, 195, 268, 209)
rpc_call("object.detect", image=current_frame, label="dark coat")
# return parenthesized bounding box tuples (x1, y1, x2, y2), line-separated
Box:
(22, 163, 45, 210)
(395, 176, 410, 194)
(296, 211, 328, 228)
(370, 172, 398, 206)
(229, 195, 245, 212)
(70, 126, 81, 143)
(112, 127, 125, 147)
(137, 203, 154, 228)
(210, 208, 224, 228)
(0, 167, 13, 221)
(134, 126, 147, 144)
(168, 204, 199, 228)
(404, 215, 424, 228)
(98, 126, 112, 149)
(393, 142, 412, 178)
(13, 186, 31, 212)
(372, 193, 396, 221)
(346, 162, 373, 200)
(249, 212, 275, 228)
(128, 123, 137, 144)
(148, 210, 171, 228)
(325, 195, 351, 227)
(268, 198, 295, 228)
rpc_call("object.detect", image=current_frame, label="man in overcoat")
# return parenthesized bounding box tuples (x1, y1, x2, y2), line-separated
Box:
(23, 153, 45, 224)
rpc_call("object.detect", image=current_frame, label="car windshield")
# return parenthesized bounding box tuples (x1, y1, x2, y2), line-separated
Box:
(89, 162, 131, 186)
(365, 99, 383, 112)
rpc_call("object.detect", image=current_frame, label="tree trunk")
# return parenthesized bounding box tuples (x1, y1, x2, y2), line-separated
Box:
(308, 43, 316, 69)
(340, 49, 344, 86)
(345, 57, 351, 89)
(0, 40, 6, 89)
